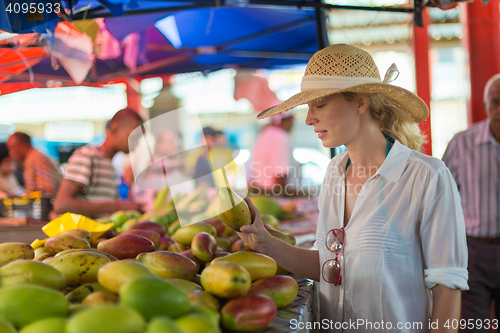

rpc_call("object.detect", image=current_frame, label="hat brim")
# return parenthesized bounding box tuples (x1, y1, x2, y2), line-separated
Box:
(256, 82, 429, 123)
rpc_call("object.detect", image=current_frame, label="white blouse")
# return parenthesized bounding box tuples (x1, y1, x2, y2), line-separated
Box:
(315, 140, 468, 332)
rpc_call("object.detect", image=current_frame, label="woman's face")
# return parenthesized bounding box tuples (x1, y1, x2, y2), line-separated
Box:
(0, 157, 16, 175)
(305, 94, 361, 148)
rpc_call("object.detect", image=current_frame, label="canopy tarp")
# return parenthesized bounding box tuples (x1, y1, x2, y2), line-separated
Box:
(0, 0, 419, 88)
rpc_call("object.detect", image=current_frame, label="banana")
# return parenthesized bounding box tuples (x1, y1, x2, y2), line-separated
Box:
(153, 187, 170, 212)
(66, 282, 107, 304)
(0, 242, 34, 267)
(46, 251, 111, 287)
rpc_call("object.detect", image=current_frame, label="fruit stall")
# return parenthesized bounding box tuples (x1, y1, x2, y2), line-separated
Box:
(0, 188, 321, 333)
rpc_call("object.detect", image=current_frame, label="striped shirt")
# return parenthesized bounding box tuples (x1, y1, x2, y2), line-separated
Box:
(442, 119, 500, 237)
(24, 148, 61, 196)
(63, 146, 118, 202)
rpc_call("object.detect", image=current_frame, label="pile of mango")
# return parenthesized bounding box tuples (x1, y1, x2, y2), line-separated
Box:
(0, 193, 300, 333)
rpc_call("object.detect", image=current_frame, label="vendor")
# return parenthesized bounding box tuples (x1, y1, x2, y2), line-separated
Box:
(6, 132, 61, 197)
(53, 108, 143, 218)
(0, 143, 24, 198)
(250, 113, 295, 193)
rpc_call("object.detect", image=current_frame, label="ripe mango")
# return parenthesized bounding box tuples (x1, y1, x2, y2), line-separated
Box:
(66, 305, 145, 333)
(60, 229, 93, 244)
(82, 291, 119, 306)
(97, 234, 155, 259)
(188, 290, 220, 312)
(97, 260, 155, 294)
(0, 319, 16, 333)
(203, 218, 226, 236)
(248, 275, 298, 307)
(0, 242, 34, 267)
(167, 242, 187, 253)
(212, 251, 277, 281)
(19, 317, 66, 333)
(136, 251, 197, 280)
(46, 251, 110, 287)
(44, 234, 91, 256)
(180, 249, 201, 272)
(0, 259, 67, 290)
(268, 229, 296, 246)
(261, 214, 280, 230)
(221, 295, 277, 331)
(66, 282, 107, 303)
(120, 276, 190, 320)
(172, 222, 217, 245)
(55, 248, 118, 261)
(191, 232, 217, 262)
(166, 278, 202, 293)
(33, 253, 52, 262)
(147, 316, 184, 333)
(127, 221, 166, 237)
(176, 313, 221, 333)
(200, 262, 251, 299)
(34, 247, 49, 257)
(215, 235, 233, 252)
(219, 187, 252, 232)
(231, 239, 247, 252)
(159, 236, 175, 250)
(0, 285, 68, 328)
(124, 229, 161, 249)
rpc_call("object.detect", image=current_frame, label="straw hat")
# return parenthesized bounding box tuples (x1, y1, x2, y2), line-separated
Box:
(257, 44, 429, 123)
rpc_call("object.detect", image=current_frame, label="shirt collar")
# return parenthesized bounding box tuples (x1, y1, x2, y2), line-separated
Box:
(475, 119, 495, 145)
(333, 140, 411, 184)
(375, 140, 411, 183)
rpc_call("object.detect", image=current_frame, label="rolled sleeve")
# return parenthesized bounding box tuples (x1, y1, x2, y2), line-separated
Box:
(419, 165, 469, 291)
(424, 267, 468, 290)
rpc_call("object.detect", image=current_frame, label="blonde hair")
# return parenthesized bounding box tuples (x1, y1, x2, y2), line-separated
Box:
(342, 92, 426, 151)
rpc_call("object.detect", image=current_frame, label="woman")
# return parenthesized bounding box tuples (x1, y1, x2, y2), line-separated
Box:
(238, 44, 467, 332)
(0, 143, 24, 198)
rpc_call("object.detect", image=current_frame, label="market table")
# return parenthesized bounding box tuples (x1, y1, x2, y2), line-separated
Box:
(261, 276, 319, 333)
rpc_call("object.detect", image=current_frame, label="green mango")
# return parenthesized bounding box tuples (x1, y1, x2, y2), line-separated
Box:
(120, 276, 190, 320)
(0, 260, 67, 290)
(66, 306, 145, 333)
(0, 285, 68, 328)
(19, 318, 66, 333)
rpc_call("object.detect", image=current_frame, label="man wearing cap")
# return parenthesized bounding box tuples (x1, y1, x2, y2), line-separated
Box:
(54, 108, 142, 217)
(250, 113, 295, 194)
(6, 132, 61, 197)
(443, 74, 500, 328)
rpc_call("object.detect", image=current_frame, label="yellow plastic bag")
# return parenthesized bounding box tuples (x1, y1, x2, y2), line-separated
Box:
(30, 213, 114, 249)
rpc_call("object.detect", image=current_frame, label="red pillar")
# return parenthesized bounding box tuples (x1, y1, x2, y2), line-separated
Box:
(413, 9, 432, 155)
(461, 0, 500, 125)
(126, 80, 144, 114)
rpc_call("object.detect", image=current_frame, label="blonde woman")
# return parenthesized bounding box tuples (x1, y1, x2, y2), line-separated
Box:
(238, 44, 467, 332)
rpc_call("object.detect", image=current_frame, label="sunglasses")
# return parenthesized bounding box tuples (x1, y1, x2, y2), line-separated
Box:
(321, 228, 344, 286)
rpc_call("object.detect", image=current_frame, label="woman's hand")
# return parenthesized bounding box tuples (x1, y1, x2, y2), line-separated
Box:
(237, 197, 272, 254)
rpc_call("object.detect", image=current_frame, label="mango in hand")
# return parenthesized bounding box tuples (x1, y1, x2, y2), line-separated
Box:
(218, 187, 251, 232)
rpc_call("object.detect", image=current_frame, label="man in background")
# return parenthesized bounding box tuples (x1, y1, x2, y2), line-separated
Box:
(443, 73, 500, 329)
(250, 113, 295, 193)
(54, 108, 142, 217)
(6, 132, 61, 196)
